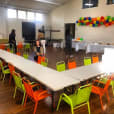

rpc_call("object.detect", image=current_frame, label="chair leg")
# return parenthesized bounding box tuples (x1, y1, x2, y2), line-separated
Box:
(2, 74, 5, 82)
(22, 92, 26, 105)
(87, 102, 91, 114)
(106, 91, 110, 103)
(56, 95, 62, 111)
(13, 87, 17, 99)
(24, 94, 28, 107)
(70, 105, 74, 114)
(9, 75, 12, 85)
(99, 96, 104, 110)
(33, 102, 38, 114)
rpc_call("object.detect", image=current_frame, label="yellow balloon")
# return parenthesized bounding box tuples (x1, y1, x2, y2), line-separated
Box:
(90, 24, 92, 27)
(105, 17, 107, 20)
(93, 21, 96, 24)
(109, 19, 112, 22)
(82, 17, 84, 20)
(97, 17, 100, 20)
(77, 23, 80, 26)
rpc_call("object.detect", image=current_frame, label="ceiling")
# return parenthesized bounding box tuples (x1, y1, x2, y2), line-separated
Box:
(0, 0, 69, 13)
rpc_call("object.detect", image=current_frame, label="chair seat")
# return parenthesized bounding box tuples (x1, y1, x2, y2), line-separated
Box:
(3, 69, 10, 74)
(33, 89, 50, 101)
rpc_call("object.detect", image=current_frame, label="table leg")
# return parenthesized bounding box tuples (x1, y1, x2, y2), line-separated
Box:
(51, 91, 55, 112)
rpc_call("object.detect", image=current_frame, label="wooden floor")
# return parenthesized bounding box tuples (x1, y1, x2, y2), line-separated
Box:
(0, 47, 114, 114)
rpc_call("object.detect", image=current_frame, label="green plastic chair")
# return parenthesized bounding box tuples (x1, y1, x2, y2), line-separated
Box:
(56, 61, 66, 72)
(57, 84, 92, 114)
(0, 60, 10, 82)
(41, 58, 48, 67)
(23, 53, 29, 59)
(13, 71, 26, 105)
(84, 57, 92, 66)
(24, 43, 30, 53)
(100, 77, 114, 95)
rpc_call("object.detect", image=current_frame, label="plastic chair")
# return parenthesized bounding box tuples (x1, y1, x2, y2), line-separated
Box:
(38, 56, 45, 64)
(0, 60, 10, 82)
(100, 77, 114, 96)
(17, 42, 23, 53)
(57, 84, 92, 114)
(24, 43, 30, 53)
(0, 44, 6, 50)
(8, 64, 15, 85)
(92, 55, 99, 63)
(7, 48, 10, 52)
(84, 57, 91, 66)
(68, 58, 76, 69)
(41, 57, 48, 67)
(23, 79, 51, 114)
(56, 61, 66, 72)
(91, 79, 111, 110)
(16, 52, 21, 56)
(23, 53, 29, 59)
(13, 71, 26, 105)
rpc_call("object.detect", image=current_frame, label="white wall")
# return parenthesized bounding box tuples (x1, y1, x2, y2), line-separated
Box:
(0, 7, 50, 42)
(50, 0, 114, 43)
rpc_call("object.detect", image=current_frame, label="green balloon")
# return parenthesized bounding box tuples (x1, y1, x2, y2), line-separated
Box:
(80, 38, 83, 41)
(107, 16, 111, 20)
(100, 22, 103, 25)
(80, 17, 82, 20)
(95, 24, 98, 27)
(112, 17, 114, 21)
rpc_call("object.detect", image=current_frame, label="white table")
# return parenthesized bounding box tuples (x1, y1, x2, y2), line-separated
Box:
(72, 41, 88, 52)
(62, 62, 104, 81)
(0, 50, 78, 92)
(86, 44, 114, 53)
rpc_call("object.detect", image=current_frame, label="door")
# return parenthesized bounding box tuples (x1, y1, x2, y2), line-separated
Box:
(65, 23, 75, 50)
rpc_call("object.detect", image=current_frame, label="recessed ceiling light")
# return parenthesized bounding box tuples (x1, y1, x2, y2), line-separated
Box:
(85, 3, 93, 6)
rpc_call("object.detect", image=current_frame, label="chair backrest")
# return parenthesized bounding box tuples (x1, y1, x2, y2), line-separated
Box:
(0, 44, 5, 50)
(16, 52, 21, 56)
(25, 43, 30, 49)
(23, 53, 29, 59)
(41, 57, 48, 67)
(104, 79, 111, 91)
(23, 79, 34, 98)
(17, 42, 23, 49)
(68, 58, 76, 69)
(75, 84, 92, 105)
(84, 57, 91, 66)
(13, 72, 25, 91)
(92, 55, 99, 63)
(38, 56, 45, 64)
(56, 61, 66, 72)
(8, 64, 15, 75)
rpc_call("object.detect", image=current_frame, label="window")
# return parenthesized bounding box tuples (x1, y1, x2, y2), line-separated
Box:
(27, 12, 35, 20)
(8, 9, 17, 18)
(18, 10, 26, 19)
(83, 0, 98, 9)
(36, 13, 43, 22)
(107, 0, 114, 4)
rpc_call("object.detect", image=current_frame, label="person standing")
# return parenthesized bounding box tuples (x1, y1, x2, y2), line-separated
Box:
(9, 29, 17, 53)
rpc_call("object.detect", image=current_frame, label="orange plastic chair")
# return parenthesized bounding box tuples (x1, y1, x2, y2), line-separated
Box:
(7, 48, 10, 52)
(23, 79, 51, 114)
(92, 55, 99, 63)
(17, 42, 23, 53)
(92, 79, 111, 110)
(8, 64, 15, 85)
(38, 56, 45, 64)
(16, 52, 21, 56)
(68, 58, 76, 69)
(0, 44, 5, 50)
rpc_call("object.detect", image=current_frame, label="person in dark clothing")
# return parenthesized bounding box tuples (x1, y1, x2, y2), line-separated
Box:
(9, 29, 17, 53)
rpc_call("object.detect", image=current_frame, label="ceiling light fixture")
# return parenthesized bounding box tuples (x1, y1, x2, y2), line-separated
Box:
(34, 0, 60, 5)
(85, 3, 93, 6)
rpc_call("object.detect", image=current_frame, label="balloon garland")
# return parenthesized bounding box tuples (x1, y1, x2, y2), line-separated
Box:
(76, 16, 114, 27)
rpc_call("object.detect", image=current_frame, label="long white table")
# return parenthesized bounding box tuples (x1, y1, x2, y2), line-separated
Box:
(0, 50, 78, 92)
(86, 43, 114, 53)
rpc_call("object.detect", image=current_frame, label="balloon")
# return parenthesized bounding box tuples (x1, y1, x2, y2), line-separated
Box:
(105, 23, 109, 27)
(112, 21, 114, 24)
(82, 17, 84, 20)
(93, 21, 96, 24)
(76, 21, 78, 23)
(80, 17, 82, 20)
(97, 17, 100, 21)
(96, 21, 99, 24)
(84, 17, 86, 20)
(112, 17, 114, 21)
(106, 20, 109, 23)
(95, 24, 98, 27)
(88, 17, 92, 20)
(107, 16, 111, 19)
(109, 19, 112, 22)
(77, 23, 80, 26)
(101, 16, 104, 20)
(109, 22, 112, 25)
(104, 17, 107, 20)
(100, 22, 103, 25)
(90, 24, 93, 27)
(93, 24, 95, 27)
